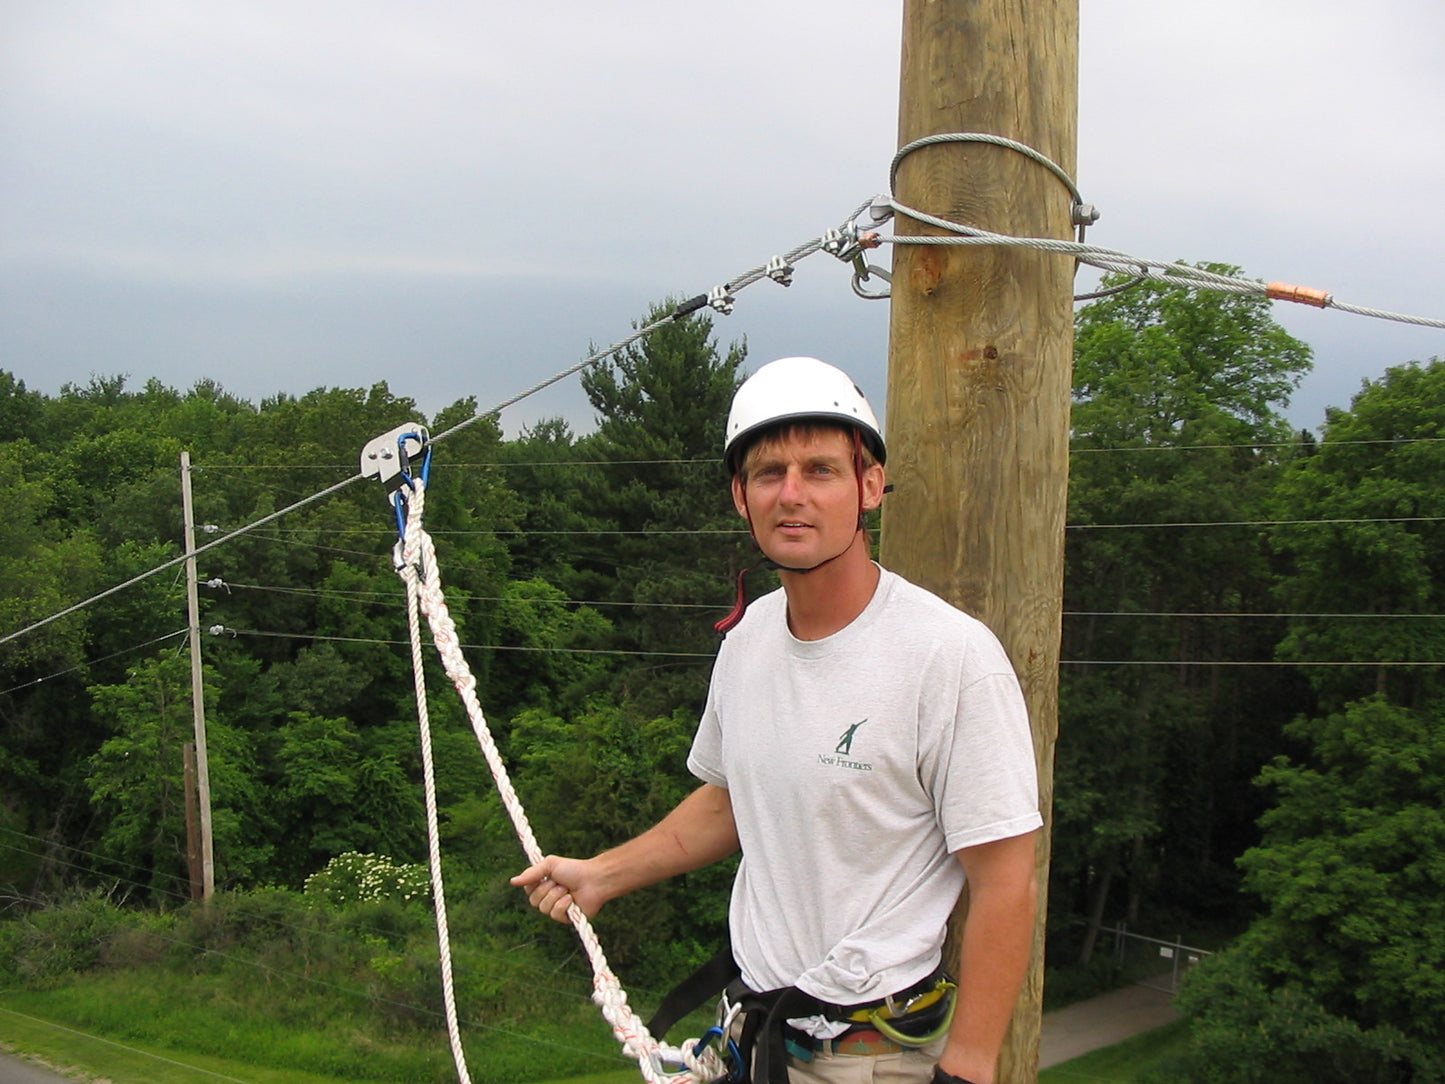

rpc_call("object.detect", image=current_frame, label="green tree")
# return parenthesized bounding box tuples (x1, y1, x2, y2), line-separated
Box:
(1159, 695, 1445, 1081)
(86, 653, 270, 896)
(267, 711, 422, 885)
(1057, 268, 1314, 956)
(575, 304, 750, 715)
(1271, 357, 1445, 711)
(497, 699, 732, 982)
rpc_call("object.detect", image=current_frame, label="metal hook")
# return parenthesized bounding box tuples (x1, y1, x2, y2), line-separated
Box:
(852, 263, 892, 301)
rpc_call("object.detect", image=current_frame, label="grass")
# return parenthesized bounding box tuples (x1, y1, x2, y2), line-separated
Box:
(1, 1003, 400, 1084)
(0, 984, 643, 1084)
(3, 996, 1190, 1084)
(1, 1001, 652, 1084)
(1040, 1018, 1191, 1083)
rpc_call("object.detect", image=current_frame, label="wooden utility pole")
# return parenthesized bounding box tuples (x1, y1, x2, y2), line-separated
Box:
(183, 742, 204, 900)
(880, 1, 1077, 1080)
(181, 451, 215, 901)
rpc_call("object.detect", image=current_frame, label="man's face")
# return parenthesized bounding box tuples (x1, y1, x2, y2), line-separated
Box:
(731, 427, 884, 570)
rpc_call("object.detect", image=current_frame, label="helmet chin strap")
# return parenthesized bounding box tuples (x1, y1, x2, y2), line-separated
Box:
(758, 523, 862, 575)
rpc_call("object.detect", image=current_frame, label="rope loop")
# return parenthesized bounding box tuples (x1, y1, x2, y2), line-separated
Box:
(396, 477, 730, 1084)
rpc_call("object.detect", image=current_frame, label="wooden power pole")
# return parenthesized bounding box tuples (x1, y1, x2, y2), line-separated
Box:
(881, 1, 1078, 1080)
(181, 451, 215, 901)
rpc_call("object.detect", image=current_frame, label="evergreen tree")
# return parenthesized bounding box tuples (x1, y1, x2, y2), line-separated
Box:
(574, 303, 751, 716)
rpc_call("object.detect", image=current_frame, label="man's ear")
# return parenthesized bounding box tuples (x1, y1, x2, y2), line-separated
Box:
(731, 474, 749, 518)
(860, 463, 887, 513)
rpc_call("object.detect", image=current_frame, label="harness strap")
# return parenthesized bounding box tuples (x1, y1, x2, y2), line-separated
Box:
(729, 982, 825, 1084)
(646, 944, 741, 1040)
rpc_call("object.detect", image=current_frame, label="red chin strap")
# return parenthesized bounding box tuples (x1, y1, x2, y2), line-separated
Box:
(714, 429, 869, 635)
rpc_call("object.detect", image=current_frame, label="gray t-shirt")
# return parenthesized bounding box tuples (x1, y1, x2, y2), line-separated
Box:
(688, 567, 1042, 1005)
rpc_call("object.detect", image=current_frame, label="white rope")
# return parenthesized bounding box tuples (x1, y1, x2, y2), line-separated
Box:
(395, 478, 729, 1084)
(400, 541, 473, 1084)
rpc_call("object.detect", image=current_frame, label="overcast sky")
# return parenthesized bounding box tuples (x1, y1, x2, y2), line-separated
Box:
(3, 0, 1442, 443)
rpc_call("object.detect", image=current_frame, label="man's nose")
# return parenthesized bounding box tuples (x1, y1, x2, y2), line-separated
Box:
(778, 465, 805, 503)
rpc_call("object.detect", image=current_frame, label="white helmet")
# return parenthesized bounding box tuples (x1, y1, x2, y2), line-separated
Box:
(724, 357, 885, 473)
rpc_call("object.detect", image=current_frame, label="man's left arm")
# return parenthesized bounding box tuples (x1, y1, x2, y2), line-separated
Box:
(934, 829, 1040, 1084)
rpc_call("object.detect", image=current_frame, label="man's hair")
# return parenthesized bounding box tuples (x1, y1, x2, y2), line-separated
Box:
(735, 420, 879, 483)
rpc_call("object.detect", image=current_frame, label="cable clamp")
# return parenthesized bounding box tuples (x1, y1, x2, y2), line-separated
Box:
(707, 284, 737, 315)
(765, 256, 794, 287)
(821, 225, 862, 263)
(824, 223, 885, 267)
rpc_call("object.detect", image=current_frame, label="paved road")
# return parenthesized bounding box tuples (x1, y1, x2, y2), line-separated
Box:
(0, 1052, 72, 1084)
(1039, 981, 1180, 1068)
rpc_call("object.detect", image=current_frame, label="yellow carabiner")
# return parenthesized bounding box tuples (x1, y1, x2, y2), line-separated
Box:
(867, 981, 957, 1047)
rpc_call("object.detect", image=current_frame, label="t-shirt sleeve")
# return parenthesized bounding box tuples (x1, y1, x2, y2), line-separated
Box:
(920, 638, 1043, 853)
(687, 659, 729, 789)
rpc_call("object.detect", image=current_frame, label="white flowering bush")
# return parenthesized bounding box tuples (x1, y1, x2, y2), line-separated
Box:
(303, 852, 431, 907)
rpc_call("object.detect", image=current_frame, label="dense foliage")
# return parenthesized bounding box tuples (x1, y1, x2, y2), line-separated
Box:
(1152, 359, 1445, 1082)
(1054, 266, 1314, 956)
(2, 284, 1444, 1078)
(0, 309, 750, 991)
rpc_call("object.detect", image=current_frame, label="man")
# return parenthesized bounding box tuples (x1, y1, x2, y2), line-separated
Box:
(513, 357, 1042, 1084)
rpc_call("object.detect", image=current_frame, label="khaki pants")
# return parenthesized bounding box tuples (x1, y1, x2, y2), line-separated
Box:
(782, 1037, 944, 1084)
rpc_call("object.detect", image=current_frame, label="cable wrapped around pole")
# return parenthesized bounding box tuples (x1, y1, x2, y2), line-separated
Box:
(395, 478, 728, 1084)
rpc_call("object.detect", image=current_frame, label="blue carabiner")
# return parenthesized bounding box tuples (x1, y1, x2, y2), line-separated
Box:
(393, 432, 433, 540)
(392, 487, 409, 539)
(692, 1025, 724, 1058)
(396, 431, 432, 490)
(724, 1038, 743, 1082)
(690, 1026, 743, 1081)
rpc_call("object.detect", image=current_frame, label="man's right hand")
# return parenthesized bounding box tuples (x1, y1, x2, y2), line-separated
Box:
(510, 855, 605, 922)
(509, 784, 738, 926)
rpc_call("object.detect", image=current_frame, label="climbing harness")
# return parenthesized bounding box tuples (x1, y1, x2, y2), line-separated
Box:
(646, 944, 957, 1084)
(388, 437, 732, 1084)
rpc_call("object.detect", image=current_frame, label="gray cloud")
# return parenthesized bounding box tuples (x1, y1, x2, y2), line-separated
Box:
(2, 0, 1441, 439)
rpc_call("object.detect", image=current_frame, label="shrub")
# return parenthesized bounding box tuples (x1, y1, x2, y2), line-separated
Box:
(0, 892, 127, 987)
(303, 852, 431, 907)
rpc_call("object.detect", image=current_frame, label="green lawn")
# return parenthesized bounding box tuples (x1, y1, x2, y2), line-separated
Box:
(3, 999, 1188, 1084)
(1, 1003, 399, 1084)
(1041, 1018, 1190, 1082)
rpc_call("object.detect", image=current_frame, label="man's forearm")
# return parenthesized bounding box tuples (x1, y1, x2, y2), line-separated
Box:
(937, 832, 1039, 1084)
(592, 782, 739, 900)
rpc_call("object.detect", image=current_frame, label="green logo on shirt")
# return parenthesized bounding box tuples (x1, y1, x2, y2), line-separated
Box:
(835, 719, 867, 755)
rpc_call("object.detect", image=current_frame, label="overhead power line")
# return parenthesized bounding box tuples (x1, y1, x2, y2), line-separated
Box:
(5, 141, 1443, 653)
(222, 627, 717, 659)
(177, 434, 1445, 476)
(0, 628, 188, 696)
(0, 473, 365, 649)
